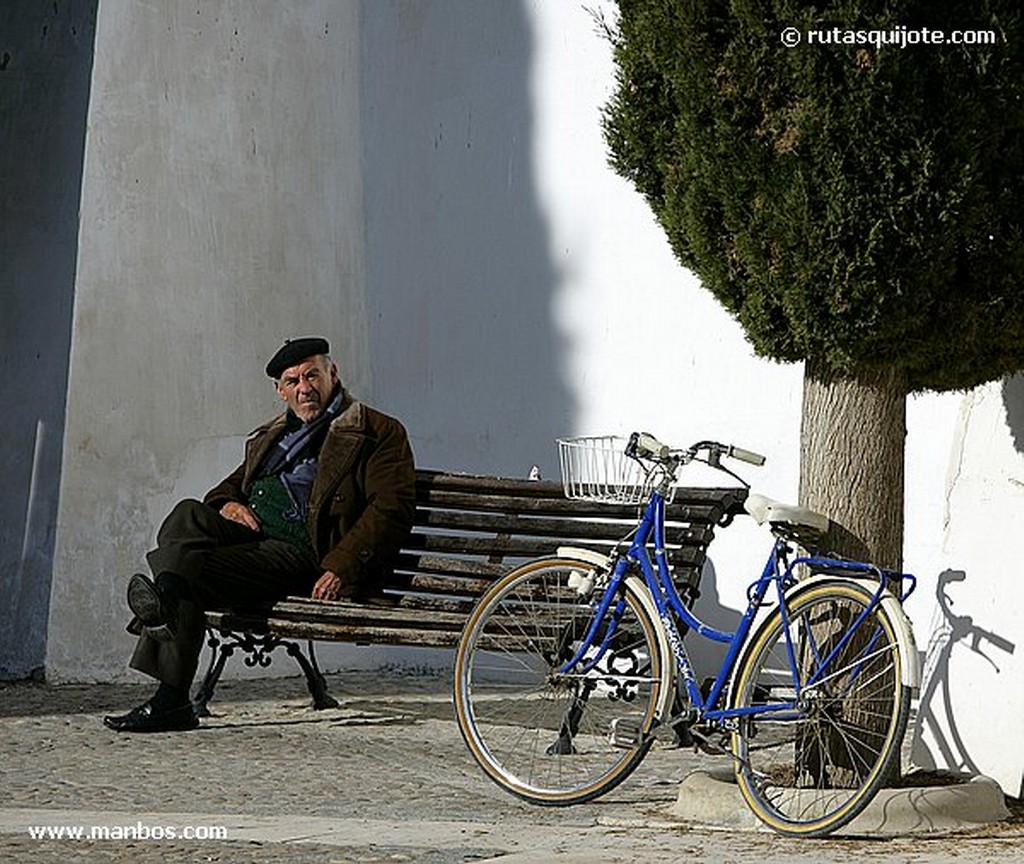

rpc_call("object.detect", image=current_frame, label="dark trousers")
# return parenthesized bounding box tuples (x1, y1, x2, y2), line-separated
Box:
(129, 499, 320, 691)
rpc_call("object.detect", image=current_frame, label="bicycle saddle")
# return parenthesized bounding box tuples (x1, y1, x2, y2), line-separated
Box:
(744, 493, 829, 536)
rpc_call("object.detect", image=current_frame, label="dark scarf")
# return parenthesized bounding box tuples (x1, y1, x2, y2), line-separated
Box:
(257, 385, 345, 481)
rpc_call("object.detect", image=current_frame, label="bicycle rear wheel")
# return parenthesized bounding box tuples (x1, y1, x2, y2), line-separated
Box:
(454, 557, 666, 805)
(730, 580, 911, 836)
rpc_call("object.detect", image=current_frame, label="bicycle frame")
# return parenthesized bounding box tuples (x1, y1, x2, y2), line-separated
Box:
(559, 487, 913, 727)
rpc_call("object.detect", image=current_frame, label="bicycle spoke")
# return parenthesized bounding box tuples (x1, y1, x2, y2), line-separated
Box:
(455, 559, 665, 805)
(731, 582, 910, 836)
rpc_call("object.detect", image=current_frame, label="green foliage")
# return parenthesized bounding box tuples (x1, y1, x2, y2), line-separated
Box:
(604, 0, 1024, 392)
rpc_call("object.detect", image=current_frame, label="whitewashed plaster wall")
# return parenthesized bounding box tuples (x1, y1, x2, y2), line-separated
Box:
(911, 380, 1024, 796)
(520, 1, 960, 645)
(355, 0, 961, 675)
(534, 2, 1020, 792)
(361, 0, 574, 478)
(45, 0, 369, 682)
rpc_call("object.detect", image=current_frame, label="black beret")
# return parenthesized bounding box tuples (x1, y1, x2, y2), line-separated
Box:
(265, 337, 330, 379)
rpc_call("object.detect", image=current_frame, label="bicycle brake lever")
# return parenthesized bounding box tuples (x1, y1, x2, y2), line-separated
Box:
(634, 432, 670, 461)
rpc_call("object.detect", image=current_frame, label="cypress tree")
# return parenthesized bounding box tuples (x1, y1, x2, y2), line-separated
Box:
(603, 0, 1024, 567)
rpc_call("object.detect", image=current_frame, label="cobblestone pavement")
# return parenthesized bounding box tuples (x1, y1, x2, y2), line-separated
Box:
(2, 670, 1022, 863)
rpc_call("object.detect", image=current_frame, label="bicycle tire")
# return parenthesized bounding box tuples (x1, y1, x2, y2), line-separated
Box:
(454, 557, 667, 805)
(730, 579, 911, 836)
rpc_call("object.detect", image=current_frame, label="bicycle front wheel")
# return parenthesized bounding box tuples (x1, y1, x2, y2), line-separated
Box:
(731, 580, 911, 836)
(454, 557, 667, 805)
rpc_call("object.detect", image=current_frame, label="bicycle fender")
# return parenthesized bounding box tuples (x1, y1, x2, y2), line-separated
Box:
(727, 575, 920, 707)
(840, 576, 921, 689)
(556, 546, 611, 569)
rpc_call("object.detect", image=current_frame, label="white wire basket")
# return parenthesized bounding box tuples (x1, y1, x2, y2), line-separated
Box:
(557, 436, 650, 505)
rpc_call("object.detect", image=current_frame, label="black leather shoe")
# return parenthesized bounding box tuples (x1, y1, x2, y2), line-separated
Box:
(127, 573, 177, 641)
(103, 700, 199, 733)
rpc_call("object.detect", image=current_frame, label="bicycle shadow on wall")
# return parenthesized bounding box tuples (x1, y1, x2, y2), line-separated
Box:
(911, 569, 1016, 779)
(686, 559, 742, 674)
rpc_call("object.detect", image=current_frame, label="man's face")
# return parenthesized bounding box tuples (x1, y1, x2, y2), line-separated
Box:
(275, 355, 338, 423)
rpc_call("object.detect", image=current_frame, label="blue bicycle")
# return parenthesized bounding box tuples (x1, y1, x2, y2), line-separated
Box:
(453, 432, 919, 837)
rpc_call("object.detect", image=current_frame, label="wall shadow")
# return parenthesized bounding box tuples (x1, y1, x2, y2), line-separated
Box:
(0, 2, 97, 678)
(359, 1, 574, 477)
(686, 559, 743, 677)
(911, 569, 1016, 787)
(1002, 373, 1024, 453)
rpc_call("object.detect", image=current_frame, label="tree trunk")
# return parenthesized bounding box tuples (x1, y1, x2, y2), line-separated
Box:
(799, 356, 907, 570)
(797, 356, 908, 787)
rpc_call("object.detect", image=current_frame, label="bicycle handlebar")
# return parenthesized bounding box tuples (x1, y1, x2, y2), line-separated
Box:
(726, 445, 766, 466)
(627, 432, 766, 476)
(633, 432, 671, 461)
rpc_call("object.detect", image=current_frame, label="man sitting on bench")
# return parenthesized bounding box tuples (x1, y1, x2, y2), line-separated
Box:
(104, 336, 416, 733)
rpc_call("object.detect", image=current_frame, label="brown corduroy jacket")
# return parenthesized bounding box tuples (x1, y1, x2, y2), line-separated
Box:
(203, 391, 416, 596)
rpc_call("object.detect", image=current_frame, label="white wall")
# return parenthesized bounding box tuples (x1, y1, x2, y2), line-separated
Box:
(525, 1, 960, 643)
(46, 0, 369, 682)
(358, 0, 963, 675)
(911, 380, 1024, 796)
(530, 1, 802, 626)
(360, 0, 574, 477)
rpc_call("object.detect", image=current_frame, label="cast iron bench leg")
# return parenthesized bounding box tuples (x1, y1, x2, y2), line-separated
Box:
(193, 629, 339, 713)
(286, 639, 340, 710)
(192, 628, 232, 718)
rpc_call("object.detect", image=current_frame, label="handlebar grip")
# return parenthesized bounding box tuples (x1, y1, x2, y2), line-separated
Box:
(635, 433, 670, 460)
(728, 445, 766, 466)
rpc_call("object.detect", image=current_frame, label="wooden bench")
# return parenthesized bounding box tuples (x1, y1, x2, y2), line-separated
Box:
(192, 469, 747, 714)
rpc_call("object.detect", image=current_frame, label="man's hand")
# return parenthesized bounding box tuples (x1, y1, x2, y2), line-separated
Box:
(219, 501, 260, 531)
(312, 570, 350, 601)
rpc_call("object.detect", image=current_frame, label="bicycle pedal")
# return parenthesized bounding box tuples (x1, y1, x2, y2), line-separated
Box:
(665, 711, 696, 748)
(688, 725, 731, 757)
(609, 717, 642, 748)
(670, 722, 695, 748)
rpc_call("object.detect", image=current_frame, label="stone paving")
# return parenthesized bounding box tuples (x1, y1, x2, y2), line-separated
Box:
(1, 669, 1022, 863)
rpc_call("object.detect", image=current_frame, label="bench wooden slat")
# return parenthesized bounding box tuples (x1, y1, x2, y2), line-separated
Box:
(215, 599, 473, 629)
(210, 616, 464, 648)
(415, 490, 737, 523)
(387, 592, 476, 612)
(401, 571, 494, 594)
(393, 553, 507, 578)
(410, 508, 716, 544)
(415, 470, 745, 509)
(398, 540, 710, 572)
